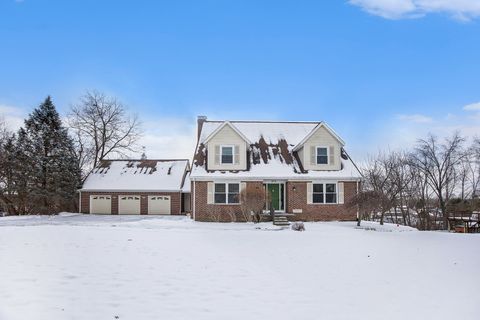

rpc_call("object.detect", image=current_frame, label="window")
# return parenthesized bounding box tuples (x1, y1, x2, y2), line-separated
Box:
(325, 184, 336, 203)
(214, 183, 226, 203)
(312, 183, 337, 204)
(316, 147, 328, 164)
(221, 146, 234, 164)
(228, 184, 239, 203)
(214, 183, 240, 204)
(312, 184, 324, 203)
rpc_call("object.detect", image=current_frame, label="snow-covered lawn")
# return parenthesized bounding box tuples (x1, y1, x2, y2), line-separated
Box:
(0, 214, 479, 320)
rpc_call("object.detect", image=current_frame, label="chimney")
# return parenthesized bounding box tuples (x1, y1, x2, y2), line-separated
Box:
(140, 146, 147, 160)
(197, 115, 207, 139)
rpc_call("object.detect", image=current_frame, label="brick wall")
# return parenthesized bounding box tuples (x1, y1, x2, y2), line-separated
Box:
(193, 180, 359, 222)
(80, 191, 183, 215)
(286, 181, 358, 221)
(193, 181, 264, 222)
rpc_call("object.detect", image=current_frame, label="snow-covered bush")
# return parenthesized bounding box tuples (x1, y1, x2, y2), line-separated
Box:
(291, 222, 305, 231)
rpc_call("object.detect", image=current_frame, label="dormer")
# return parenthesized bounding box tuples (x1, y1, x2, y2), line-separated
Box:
(204, 122, 250, 171)
(293, 122, 344, 171)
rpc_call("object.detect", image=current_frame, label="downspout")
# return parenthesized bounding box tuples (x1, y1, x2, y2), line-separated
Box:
(192, 178, 196, 221)
(78, 191, 82, 214)
(356, 180, 360, 226)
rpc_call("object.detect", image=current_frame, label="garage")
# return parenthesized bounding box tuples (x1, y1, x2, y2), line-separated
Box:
(118, 196, 141, 215)
(90, 195, 112, 214)
(148, 196, 171, 214)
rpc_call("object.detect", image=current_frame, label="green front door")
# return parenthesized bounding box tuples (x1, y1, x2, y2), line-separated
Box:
(268, 184, 280, 211)
(266, 183, 284, 211)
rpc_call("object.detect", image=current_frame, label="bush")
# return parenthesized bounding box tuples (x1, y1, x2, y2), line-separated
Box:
(291, 222, 305, 231)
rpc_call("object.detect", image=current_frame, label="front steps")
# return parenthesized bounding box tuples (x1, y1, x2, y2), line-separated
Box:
(273, 215, 290, 226)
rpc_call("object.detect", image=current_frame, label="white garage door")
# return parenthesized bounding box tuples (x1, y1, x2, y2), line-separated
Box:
(119, 196, 141, 215)
(90, 195, 111, 214)
(148, 196, 171, 215)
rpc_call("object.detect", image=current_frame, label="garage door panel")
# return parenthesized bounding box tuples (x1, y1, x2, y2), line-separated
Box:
(90, 195, 112, 214)
(119, 196, 141, 215)
(148, 196, 171, 215)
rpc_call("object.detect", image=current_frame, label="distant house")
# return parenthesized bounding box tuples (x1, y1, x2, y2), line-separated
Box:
(79, 159, 190, 215)
(190, 117, 362, 221)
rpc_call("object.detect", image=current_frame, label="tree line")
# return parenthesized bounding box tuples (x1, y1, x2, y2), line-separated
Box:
(0, 92, 142, 214)
(350, 133, 480, 230)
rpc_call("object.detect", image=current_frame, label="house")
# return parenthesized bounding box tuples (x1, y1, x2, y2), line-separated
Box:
(190, 117, 362, 222)
(79, 159, 190, 215)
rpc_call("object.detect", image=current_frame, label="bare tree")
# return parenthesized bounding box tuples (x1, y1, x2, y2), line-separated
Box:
(409, 133, 466, 230)
(239, 185, 267, 223)
(350, 151, 408, 225)
(68, 91, 142, 180)
(467, 138, 480, 199)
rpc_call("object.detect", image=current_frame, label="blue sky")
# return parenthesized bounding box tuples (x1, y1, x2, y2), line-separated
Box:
(1, 0, 479, 160)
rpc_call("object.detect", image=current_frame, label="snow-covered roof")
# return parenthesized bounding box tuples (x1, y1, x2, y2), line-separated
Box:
(191, 120, 362, 180)
(81, 159, 190, 192)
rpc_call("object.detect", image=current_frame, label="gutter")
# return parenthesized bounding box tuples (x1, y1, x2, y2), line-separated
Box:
(79, 189, 184, 193)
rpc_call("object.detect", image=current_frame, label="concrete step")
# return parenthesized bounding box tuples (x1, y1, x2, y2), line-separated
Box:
(273, 215, 290, 226)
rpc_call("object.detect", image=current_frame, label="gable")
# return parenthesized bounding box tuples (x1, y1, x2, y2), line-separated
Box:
(203, 122, 251, 145)
(293, 122, 345, 151)
(304, 125, 341, 147)
(206, 124, 248, 171)
(208, 123, 246, 145)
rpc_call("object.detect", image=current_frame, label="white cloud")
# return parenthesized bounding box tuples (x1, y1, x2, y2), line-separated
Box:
(132, 117, 197, 161)
(463, 102, 480, 111)
(397, 113, 433, 123)
(0, 105, 26, 131)
(349, 0, 480, 21)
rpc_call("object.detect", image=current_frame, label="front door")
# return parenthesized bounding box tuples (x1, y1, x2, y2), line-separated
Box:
(265, 183, 285, 212)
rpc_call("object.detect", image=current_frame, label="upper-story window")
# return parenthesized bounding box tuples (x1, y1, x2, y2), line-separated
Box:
(221, 145, 234, 164)
(316, 147, 328, 165)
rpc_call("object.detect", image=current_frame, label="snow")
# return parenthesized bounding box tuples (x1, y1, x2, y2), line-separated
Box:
(192, 150, 362, 180)
(1, 214, 479, 320)
(81, 160, 189, 191)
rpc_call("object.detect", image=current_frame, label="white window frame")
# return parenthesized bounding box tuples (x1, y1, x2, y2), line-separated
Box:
(316, 146, 329, 165)
(220, 145, 235, 164)
(312, 182, 338, 204)
(214, 182, 240, 204)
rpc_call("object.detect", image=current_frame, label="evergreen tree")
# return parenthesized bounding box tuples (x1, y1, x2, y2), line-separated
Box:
(21, 96, 81, 214)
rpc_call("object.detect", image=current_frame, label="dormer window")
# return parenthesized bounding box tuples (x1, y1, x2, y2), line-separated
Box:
(221, 145, 234, 164)
(316, 147, 328, 165)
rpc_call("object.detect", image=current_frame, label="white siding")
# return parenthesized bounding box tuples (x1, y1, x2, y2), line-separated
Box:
(302, 126, 342, 171)
(207, 124, 247, 171)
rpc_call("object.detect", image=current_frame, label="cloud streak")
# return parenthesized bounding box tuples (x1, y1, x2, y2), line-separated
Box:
(397, 113, 433, 123)
(349, 0, 480, 21)
(463, 102, 480, 111)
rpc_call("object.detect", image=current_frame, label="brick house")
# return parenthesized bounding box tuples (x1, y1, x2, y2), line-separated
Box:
(79, 159, 190, 215)
(190, 117, 362, 222)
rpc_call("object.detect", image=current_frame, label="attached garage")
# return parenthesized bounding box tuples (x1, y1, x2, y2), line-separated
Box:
(80, 159, 190, 215)
(90, 195, 112, 214)
(118, 196, 141, 215)
(148, 196, 171, 214)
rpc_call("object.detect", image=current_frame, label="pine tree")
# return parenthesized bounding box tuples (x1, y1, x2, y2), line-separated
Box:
(21, 96, 81, 214)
